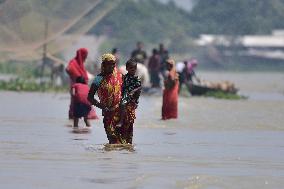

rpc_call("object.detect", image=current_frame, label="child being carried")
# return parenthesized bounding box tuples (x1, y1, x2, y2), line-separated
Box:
(119, 58, 142, 144)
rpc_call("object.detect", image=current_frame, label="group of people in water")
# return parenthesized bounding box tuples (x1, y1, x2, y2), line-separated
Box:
(129, 41, 200, 93)
(65, 42, 199, 144)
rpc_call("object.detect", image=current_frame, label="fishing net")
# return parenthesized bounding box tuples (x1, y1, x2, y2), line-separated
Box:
(0, 0, 120, 63)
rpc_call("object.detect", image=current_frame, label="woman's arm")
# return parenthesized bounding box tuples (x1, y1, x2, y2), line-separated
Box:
(164, 71, 176, 89)
(88, 83, 104, 109)
(192, 71, 201, 83)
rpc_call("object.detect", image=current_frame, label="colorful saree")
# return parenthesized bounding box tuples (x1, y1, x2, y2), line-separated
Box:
(162, 61, 179, 120)
(97, 68, 124, 144)
(121, 102, 136, 144)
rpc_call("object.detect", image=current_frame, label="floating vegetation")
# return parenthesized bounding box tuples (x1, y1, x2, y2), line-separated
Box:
(0, 77, 68, 92)
(204, 90, 248, 100)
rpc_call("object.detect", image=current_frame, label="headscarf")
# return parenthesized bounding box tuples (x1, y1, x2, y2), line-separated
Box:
(101, 53, 116, 74)
(187, 58, 198, 73)
(67, 48, 89, 84)
(75, 48, 88, 68)
(166, 58, 178, 81)
(102, 53, 116, 62)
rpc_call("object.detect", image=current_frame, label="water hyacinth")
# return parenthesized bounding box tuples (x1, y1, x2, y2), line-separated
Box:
(0, 77, 68, 92)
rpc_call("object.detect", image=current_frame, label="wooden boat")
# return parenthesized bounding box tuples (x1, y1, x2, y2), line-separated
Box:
(187, 83, 216, 95)
(187, 83, 238, 96)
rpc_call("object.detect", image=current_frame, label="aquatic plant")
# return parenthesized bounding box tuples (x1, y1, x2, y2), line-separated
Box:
(204, 90, 247, 100)
(0, 77, 68, 92)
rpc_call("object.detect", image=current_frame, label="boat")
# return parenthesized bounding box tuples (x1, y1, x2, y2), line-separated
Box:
(187, 83, 216, 95)
(187, 83, 238, 96)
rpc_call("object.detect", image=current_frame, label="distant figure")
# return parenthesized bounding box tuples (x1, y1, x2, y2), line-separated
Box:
(158, 43, 169, 72)
(148, 48, 161, 88)
(119, 59, 142, 144)
(131, 41, 147, 64)
(162, 59, 179, 120)
(179, 59, 200, 93)
(51, 64, 68, 87)
(66, 48, 98, 120)
(112, 48, 120, 65)
(184, 59, 200, 84)
(88, 53, 124, 144)
(72, 76, 92, 128)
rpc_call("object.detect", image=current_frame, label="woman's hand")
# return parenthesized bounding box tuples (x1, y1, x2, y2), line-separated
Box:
(103, 105, 118, 112)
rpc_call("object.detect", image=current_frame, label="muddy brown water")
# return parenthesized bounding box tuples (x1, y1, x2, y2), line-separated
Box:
(0, 72, 284, 189)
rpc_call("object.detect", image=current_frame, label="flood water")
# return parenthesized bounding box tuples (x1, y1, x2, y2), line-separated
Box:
(1, 72, 284, 189)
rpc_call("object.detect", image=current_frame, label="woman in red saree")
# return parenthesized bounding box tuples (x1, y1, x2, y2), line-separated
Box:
(162, 59, 179, 120)
(88, 53, 124, 144)
(66, 48, 98, 120)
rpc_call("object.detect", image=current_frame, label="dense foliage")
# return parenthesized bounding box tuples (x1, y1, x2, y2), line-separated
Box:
(88, 0, 284, 60)
(90, 0, 192, 55)
(0, 77, 68, 92)
(189, 0, 284, 37)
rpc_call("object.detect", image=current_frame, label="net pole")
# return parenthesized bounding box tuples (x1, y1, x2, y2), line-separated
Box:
(40, 19, 48, 84)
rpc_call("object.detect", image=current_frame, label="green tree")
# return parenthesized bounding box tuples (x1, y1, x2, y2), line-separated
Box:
(89, 0, 193, 55)
(189, 0, 284, 36)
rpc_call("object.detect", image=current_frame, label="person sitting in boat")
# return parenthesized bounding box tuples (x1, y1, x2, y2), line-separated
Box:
(179, 58, 200, 93)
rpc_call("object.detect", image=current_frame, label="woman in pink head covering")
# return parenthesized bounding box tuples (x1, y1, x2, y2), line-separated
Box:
(179, 58, 200, 93)
(187, 59, 198, 72)
(66, 48, 98, 120)
(66, 48, 89, 84)
(184, 58, 200, 83)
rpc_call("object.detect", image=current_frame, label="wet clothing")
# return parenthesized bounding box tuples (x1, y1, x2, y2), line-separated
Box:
(162, 70, 179, 120)
(92, 68, 124, 144)
(72, 83, 91, 105)
(72, 83, 92, 118)
(73, 103, 91, 118)
(131, 49, 147, 64)
(120, 74, 141, 144)
(121, 74, 142, 106)
(66, 48, 98, 120)
(121, 102, 136, 144)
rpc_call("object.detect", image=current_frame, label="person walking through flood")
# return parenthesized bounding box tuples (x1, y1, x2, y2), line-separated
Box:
(66, 48, 98, 120)
(71, 76, 92, 128)
(158, 43, 169, 73)
(119, 58, 142, 144)
(162, 59, 179, 120)
(88, 53, 124, 144)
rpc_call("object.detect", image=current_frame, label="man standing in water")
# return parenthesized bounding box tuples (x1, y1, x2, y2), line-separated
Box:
(158, 43, 169, 74)
(88, 53, 124, 144)
(131, 41, 147, 65)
